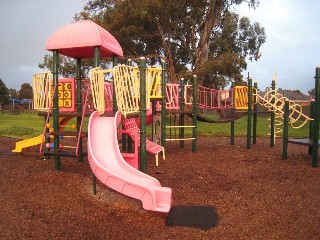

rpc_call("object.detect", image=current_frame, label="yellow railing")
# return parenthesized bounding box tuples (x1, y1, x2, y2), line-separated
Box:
(33, 71, 51, 110)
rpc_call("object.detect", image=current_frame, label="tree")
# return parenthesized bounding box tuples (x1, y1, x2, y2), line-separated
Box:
(40, 0, 265, 89)
(8, 88, 19, 99)
(18, 83, 33, 99)
(0, 79, 9, 104)
(38, 53, 112, 78)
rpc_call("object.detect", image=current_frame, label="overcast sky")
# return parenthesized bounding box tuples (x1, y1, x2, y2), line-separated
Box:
(0, 0, 319, 94)
(237, 0, 319, 94)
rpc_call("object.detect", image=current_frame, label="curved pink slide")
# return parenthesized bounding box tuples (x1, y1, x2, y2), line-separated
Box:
(87, 111, 172, 213)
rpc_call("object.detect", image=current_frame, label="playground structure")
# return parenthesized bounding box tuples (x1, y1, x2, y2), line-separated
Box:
(23, 20, 176, 213)
(282, 67, 320, 167)
(13, 18, 319, 212)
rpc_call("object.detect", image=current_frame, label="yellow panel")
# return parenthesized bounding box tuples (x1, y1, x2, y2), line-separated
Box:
(58, 99, 64, 107)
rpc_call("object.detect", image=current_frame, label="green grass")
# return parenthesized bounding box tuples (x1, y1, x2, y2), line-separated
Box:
(0, 113, 86, 139)
(0, 112, 310, 139)
(0, 113, 43, 139)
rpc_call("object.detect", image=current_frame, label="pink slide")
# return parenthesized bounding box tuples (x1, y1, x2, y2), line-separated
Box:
(87, 111, 172, 213)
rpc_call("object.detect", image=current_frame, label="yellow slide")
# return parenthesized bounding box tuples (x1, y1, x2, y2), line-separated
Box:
(12, 135, 44, 153)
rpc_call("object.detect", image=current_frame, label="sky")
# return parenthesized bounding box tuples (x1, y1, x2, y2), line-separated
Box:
(0, 0, 319, 94)
(236, 0, 319, 94)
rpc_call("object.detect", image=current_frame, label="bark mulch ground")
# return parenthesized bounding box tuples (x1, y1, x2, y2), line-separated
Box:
(0, 136, 319, 239)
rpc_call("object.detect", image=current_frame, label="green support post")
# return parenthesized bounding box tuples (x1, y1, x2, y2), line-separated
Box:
(270, 78, 276, 147)
(246, 75, 252, 149)
(179, 78, 185, 148)
(52, 50, 60, 170)
(139, 57, 147, 173)
(192, 75, 197, 152)
(308, 100, 315, 155)
(112, 57, 119, 114)
(230, 80, 235, 145)
(76, 58, 83, 162)
(122, 59, 133, 152)
(311, 66, 320, 168)
(94, 46, 100, 68)
(253, 82, 258, 144)
(161, 60, 167, 147)
(92, 46, 100, 195)
(282, 100, 289, 159)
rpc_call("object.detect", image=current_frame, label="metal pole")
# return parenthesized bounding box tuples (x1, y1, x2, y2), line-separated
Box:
(253, 82, 258, 144)
(161, 60, 167, 147)
(180, 78, 185, 148)
(247, 75, 252, 149)
(92, 46, 100, 194)
(76, 58, 83, 162)
(308, 100, 315, 155)
(270, 77, 276, 147)
(192, 75, 197, 152)
(139, 57, 147, 173)
(312, 66, 320, 168)
(230, 80, 235, 145)
(112, 57, 119, 114)
(282, 100, 289, 159)
(52, 50, 60, 170)
(94, 46, 100, 68)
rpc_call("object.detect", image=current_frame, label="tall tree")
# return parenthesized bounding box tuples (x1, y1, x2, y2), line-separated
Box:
(38, 53, 111, 78)
(8, 88, 19, 98)
(0, 79, 9, 104)
(39, 0, 265, 88)
(75, 0, 265, 87)
(18, 83, 33, 99)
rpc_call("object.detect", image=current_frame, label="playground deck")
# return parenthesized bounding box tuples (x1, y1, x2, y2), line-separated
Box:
(1, 136, 319, 239)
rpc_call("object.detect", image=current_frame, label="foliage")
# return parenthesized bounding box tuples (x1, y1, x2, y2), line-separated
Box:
(0, 79, 9, 104)
(8, 88, 19, 98)
(38, 53, 112, 79)
(74, 0, 266, 88)
(18, 83, 33, 99)
(39, 0, 266, 89)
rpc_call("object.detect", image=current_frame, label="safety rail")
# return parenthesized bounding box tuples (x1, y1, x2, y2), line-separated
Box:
(33, 71, 52, 110)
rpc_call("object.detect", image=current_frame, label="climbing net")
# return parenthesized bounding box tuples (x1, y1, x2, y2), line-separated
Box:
(254, 89, 313, 129)
(33, 71, 52, 110)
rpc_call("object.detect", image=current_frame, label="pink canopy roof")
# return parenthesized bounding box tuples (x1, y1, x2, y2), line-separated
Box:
(45, 20, 123, 58)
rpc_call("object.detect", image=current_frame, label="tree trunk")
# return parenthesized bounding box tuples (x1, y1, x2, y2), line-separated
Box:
(194, 0, 222, 72)
(156, 19, 177, 83)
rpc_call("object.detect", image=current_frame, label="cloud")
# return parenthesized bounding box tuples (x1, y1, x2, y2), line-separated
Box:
(0, 0, 83, 89)
(237, 0, 319, 94)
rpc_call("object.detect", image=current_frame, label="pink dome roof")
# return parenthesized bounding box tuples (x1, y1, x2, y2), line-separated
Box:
(45, 20, 123, 58)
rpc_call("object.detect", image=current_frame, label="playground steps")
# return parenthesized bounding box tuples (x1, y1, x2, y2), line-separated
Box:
(38, 111, 93, 118)
(49, 131, 88, 137)
(40, 109, 89, 159)
(44, 150, 87, 158)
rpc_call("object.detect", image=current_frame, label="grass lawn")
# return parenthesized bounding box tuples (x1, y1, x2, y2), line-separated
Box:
(0, 112, 310, 139)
